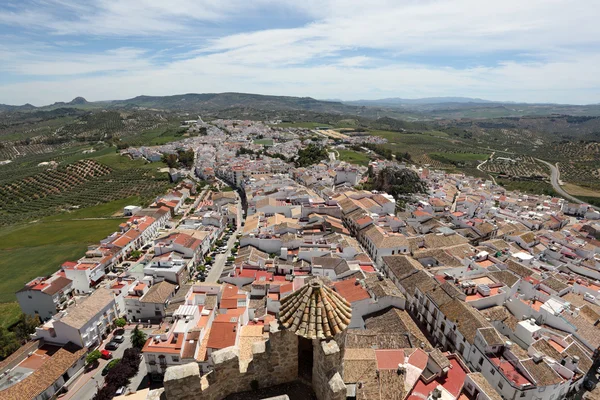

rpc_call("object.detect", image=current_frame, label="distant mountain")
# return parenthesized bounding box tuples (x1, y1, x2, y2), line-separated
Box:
(48, 97, 89, 108)
(2, 92, 599, 119)
(108, 92, 359, 113)
(345, 97, 497, 106)
(0, 103, 36, 112)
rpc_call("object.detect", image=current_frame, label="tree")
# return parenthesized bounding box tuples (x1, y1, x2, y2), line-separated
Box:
(0, 328, 20, 359)
(295, 144, 328, 167)
(130, 325, 147, 349)
(162, 153, 178, 168)
(178, 149, 195, 168)
(121, 348, 141, 373)
(86, 349, 102, 365)
(12, 313, 40, 342)
(114, 318, 126, 328)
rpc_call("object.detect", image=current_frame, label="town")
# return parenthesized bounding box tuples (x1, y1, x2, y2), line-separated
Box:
(2, 117, 600, 400)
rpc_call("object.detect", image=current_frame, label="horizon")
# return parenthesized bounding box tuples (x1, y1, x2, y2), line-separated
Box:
(3, 92, 600, 108)
(2, 0, 600, 105)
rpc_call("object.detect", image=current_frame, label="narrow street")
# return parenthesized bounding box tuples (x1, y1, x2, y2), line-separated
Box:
(63, 326, 155, 400)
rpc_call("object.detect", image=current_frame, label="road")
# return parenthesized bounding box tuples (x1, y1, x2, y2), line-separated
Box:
(206, 227, 241, 283)
(476, 152, 496, 184)
(64, 327, 154, 400)
(536, 159, 600, 211)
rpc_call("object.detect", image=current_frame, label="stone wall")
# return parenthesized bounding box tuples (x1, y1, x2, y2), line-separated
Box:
(160, 321, 347, 400)
(312, 331, 347, 400)
(162, 321, 298, 400)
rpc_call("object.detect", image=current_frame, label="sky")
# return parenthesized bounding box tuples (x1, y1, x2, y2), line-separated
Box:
(1, 0, 599, 106)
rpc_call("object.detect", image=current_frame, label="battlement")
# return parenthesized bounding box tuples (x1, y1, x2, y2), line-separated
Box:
(158, 320, 346, 400)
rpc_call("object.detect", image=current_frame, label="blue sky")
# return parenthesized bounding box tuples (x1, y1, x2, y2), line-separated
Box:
(1, 0, 599, 105)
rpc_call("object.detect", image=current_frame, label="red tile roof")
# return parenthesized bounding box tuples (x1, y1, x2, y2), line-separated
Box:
(332, 278, 371, 303)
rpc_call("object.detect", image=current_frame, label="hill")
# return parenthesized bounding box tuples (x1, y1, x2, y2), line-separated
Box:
(346, 97, 496, 106)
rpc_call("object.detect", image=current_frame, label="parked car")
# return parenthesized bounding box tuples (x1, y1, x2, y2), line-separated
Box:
(100, 349, 112, 360)
(114, 328, 125, 335)
(584, 380, 596, 391)
(113, 335, 125, 343)
(115, 386, 127, 396)
(102, 359, 120, 376)
(105, 341, 119, 350)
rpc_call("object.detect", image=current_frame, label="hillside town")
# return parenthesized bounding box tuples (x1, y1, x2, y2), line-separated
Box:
(3, 118, 600, 400)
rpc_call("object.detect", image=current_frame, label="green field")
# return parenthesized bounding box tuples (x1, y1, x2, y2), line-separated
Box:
(0, 198, 132, 326)
(253, 139, 274, 146)
(273, 122, 332, 129)
(429, 152, 490, 162)
(337, 149, 370, 166)
(0, 303, 22, 329)
(44, 196, 145, 221)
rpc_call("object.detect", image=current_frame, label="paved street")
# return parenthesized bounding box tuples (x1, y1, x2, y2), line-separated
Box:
(63, 327, 154, 400)
(206, 226, 241, 283)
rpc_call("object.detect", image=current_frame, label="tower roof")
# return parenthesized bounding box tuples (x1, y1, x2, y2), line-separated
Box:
(278, 279, 352, 340)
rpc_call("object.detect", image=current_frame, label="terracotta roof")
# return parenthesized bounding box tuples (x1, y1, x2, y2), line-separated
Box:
(521, 358, 563, 386)
(0, 343, 86, 400)
(206, 320, 238, 350)
(467, 372, 503, 400)
(279, 279, 352, 339)
(333, 278, 371, 303)
(382, 255, 423, 281)
(480, 306, 518, 330)
(60, 288, 114, 329)
(140, 281, 176, 304)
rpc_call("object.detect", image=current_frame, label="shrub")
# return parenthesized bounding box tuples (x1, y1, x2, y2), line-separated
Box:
(114, 318, 126, 328)
(86, 350, 101, 365)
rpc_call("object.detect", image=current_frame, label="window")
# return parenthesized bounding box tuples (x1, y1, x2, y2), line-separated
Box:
(34, 310, 39, 314)
(520, 393, 525, 398)
(498, 381, 503, 390)
(478, 357, 483, 365)
(490, 368, 496, 375)
(28, 295, 32, 299)
(136, 310, 140, 314)
(172, 356, 179, 362)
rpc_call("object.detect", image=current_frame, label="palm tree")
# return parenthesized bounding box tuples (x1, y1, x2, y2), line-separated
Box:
(130, 325, 147, 349)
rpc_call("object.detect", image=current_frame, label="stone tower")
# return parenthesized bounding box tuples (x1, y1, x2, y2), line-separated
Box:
(158, 278, 350, 400)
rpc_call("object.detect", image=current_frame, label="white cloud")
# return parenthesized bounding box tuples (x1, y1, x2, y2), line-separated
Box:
(1, 0, 599, 104)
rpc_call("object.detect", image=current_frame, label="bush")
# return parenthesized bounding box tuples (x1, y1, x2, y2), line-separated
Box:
(114, 318, 126, 328)
(86, 350, 101, 365)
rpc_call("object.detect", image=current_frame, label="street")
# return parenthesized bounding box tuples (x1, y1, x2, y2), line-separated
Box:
(63, 326, 154, 400)
(206, 226, 241, 283)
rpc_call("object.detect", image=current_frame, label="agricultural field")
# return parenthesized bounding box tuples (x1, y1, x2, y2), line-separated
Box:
(561, 183, 600, 198)
(0, 217, 127, 327)
(337, 149, 370, 166)
(0, 303, 22, 329)
(558, 161, 600, 190)
(273, 122, 332, 129)
(496, 178, 558, 197)
(253, 138, 274, 146)
(0, 156, 170, 225)
(482, 156, 549, 178)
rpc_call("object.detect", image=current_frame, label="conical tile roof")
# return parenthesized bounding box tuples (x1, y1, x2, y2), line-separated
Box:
(278, 279, 352, 340)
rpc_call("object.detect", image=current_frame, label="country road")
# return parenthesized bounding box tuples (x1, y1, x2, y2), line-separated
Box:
(477, 152, 496, 184)
(536, 158, 600, 211)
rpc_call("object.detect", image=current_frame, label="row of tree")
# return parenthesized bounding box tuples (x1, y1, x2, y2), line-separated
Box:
(92, 325, 147, 400)
(0, 314, 40, 360)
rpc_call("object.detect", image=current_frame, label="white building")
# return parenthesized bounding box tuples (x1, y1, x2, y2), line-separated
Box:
(34, 288, 117, 349)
